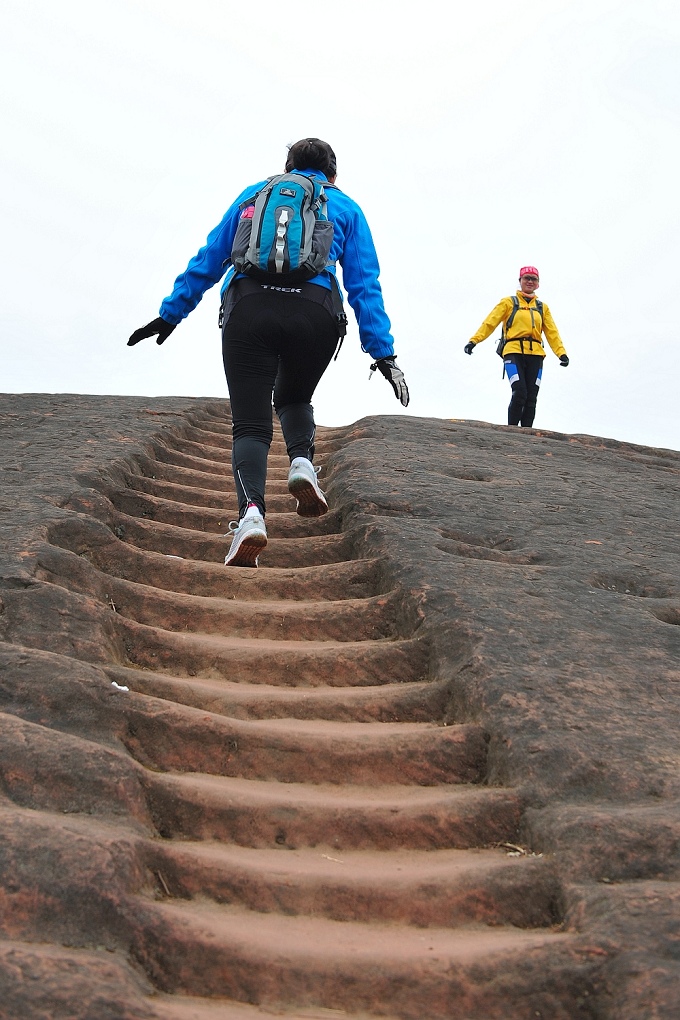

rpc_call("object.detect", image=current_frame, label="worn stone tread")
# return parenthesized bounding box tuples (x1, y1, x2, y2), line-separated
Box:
(120, 695, 487, 784)
(105, 583, 404, 642)
(144, 772, 521, 849)
(106, 513, 351, 562)
(117, 621, 428, 686)
(150, 995, 398, 1020)
(144, 841, 558, 927)
(132, 899, 573, 1015)
(104, 666, 450, 722)
(44, 528, 381, 600)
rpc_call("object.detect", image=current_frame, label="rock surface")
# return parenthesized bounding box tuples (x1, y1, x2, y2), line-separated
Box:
(0, 392, 678, 1019)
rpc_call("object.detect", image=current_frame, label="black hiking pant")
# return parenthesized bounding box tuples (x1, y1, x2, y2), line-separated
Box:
(222, 282, 339, 517)
(504, 353, 544, 427)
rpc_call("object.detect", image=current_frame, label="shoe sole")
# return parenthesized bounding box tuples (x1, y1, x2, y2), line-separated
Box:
(288, 474, 329, 518)
(224, 531, 267, 568)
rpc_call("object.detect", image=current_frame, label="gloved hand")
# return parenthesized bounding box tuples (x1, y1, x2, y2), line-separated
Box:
(559, 354, 569, 367)
(464, 342, 475, 355)
(369, 356, 410, 407)
(128, 317, 177, 346)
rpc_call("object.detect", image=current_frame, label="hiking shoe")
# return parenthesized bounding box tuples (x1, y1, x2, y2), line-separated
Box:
(287, 457, 328, 517)
(224, 511, 267, 567)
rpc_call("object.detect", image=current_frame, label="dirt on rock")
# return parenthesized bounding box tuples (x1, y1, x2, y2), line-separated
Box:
(0, 393, 678, 1019)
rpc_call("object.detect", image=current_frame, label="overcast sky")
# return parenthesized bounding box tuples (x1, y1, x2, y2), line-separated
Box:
(2, 0, 679, 451)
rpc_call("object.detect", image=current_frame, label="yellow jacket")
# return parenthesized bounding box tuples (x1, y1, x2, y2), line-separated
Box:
(469, 291, 567, 359)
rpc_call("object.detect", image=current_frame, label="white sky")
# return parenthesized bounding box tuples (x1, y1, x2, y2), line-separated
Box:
(2, 0, 679, 450)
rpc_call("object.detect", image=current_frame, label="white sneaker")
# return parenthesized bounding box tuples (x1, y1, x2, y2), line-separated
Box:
(224, 509, 267, 567)
(287, 457, 329, 517)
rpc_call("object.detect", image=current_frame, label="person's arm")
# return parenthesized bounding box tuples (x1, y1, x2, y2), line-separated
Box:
(541, 304, 567, 358)
(467, 298, 513, 347)
(129, 183, 261, 346)
(158, 196, 249, 325)
(158, 218, 235, 325)
(337, 204, 394, 361)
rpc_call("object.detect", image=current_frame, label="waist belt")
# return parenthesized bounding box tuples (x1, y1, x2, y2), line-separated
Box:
(219, 274, 347, 342)
(510, 336, 542, 355)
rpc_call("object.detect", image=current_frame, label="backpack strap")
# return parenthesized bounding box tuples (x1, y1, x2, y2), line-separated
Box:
(238, 175, 280, 211)
(503, 295, 520, 336)
(329, 273, 347, 335)
(238, 191, 261, 211)
(503, 295, 544, 354)
(324, 263, 348, 357)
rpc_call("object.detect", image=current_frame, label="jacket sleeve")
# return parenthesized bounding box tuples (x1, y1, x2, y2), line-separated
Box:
(468, 298, 513, 345)
(159, 186, 258, 325)
(541, 304, 567, 358)
(338, 205, 395, 361)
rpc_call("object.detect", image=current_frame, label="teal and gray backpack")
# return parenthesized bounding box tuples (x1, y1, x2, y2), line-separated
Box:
(496, 296, 544, 357)
(230, 173, 334, 283)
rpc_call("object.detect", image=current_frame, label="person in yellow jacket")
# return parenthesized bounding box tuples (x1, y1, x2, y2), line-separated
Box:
(464, 266, 569, 427)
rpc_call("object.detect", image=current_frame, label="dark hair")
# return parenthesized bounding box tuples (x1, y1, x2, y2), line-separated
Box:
(285, 137, 337, 177)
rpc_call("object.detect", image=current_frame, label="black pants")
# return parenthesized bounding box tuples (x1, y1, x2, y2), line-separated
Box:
(222, 283, 339, 517)
(504, 353, 544, 427)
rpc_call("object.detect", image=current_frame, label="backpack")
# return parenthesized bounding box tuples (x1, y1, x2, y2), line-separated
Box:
(496, 296, 544, 357)
(230, 173, 334, 283)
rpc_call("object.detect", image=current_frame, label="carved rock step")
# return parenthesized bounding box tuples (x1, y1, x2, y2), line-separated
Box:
(180, 427, 230, 450)
(121, 695, 487, 784)
(107, 494, 341, 539)
(151, 993, 402, 1020)
(41, 557, 407, 640)
(157, 436, 293, 465)
(149, 443, 233, 475)
(105, 667, 450, 722)
(131, 898, 573, 1018)
(44, 531, 382, 601)
(104, 581, 406, 642)
(144, 774, 521, 849)
(134, 458, 310, 497)
(158, 436, 321, 471)
(149, 441, 333, 477)
(183, 415, 348, 438)
(117, 623, 428, 687)
(143, 842, 558, 928)
(122, 474, 303, 513)
(179, 426, 301, 452)
(105, 515, 351, 567)
(183, 415, 346, 438)
(178, 421, 346, 447)
(172, 437, 346, 460)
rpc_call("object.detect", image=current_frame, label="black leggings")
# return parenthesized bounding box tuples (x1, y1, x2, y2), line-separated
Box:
(222, 286, 339, 516)
(505, 353, 544, 427)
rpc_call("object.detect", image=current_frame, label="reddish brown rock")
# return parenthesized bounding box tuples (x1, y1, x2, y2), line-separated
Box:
(0, 393, 678, 1018)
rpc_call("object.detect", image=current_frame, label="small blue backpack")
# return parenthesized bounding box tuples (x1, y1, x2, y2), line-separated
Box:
(230, 173, 334, 282)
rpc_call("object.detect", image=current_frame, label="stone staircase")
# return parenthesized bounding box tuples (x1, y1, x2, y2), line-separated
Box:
(43, 406, 593, 1019)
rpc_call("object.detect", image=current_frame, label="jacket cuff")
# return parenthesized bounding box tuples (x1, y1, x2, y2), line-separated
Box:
(362, 338, 395, 360)
(158, 306, 184, 326)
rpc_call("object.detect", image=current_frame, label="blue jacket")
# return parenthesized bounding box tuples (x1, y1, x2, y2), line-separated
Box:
(159, 169, 395, 360)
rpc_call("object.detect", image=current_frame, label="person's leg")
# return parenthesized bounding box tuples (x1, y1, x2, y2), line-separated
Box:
(273, 298, 339, 460)
(272, 295, 339, 516)
(505, 356, 528, 426)
(222, 294, 281, 517)
(520, 356, 544, 427)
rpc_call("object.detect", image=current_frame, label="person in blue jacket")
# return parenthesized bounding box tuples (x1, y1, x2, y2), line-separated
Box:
(129, 138, 408, 567)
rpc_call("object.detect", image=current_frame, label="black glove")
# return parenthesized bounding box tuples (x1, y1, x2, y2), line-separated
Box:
(370, 356, 409, 407)
(559, 354, 569, 367)
(464, 342, 475, 355)
(128, 317, 177, 346)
